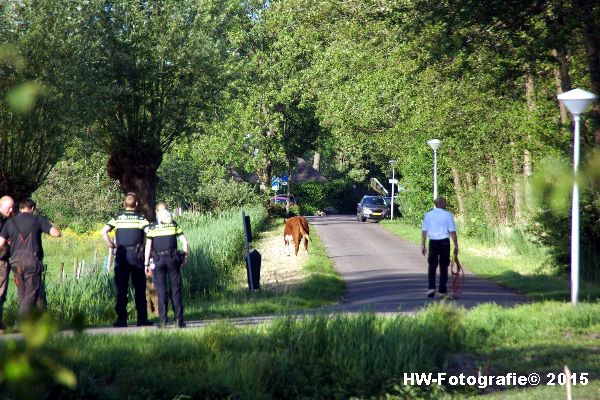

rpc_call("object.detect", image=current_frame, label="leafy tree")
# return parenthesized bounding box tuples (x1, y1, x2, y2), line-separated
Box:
(0, 3, 75, 200)
(68, 0, 243, 219)
(33, 152, 122, 232)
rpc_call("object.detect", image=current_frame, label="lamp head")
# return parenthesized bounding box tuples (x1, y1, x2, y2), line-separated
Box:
(427, 139, 441, 151)
(557, 88, 597, 116)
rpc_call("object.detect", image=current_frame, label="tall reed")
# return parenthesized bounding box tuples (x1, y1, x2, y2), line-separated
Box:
(179, 206, 266, 299)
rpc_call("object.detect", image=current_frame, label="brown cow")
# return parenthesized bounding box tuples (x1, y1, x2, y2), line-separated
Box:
(284, 216, 310, 256)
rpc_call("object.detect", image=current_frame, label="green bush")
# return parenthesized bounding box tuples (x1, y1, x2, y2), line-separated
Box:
(194, 179, 262, 213)
(33, 156, 122, 232)
(529, 188, 600, 281)
(293, 178, 363, 215)
(269, 203, 301, 218)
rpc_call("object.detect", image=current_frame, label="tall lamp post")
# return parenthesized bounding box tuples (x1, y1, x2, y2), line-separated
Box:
(557, 88, 597, 305)
(389, 160, 397, 220)
(427, 139, 442, 201)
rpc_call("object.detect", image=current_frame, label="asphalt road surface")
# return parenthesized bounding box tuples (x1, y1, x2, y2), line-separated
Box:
(312, 215, 529, 313)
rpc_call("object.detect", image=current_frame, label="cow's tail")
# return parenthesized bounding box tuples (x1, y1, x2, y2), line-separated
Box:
(299, 220, 310, 241)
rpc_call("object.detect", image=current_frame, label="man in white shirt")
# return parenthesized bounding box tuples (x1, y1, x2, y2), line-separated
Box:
(421, 196, 459, 298)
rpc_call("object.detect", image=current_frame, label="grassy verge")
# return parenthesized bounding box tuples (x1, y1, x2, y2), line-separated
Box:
(380, 220, 600, 301)
(2, 302, 598, 399)
(43, 228, 106, 281)
(1, 209, 343, 327)
(182, 218, 345, 320)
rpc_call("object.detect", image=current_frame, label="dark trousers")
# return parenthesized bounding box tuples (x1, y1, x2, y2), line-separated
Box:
(114, 249, 148, 323)
(0, 259, 11, 322)
(12, 258, 45, 316)
(428, 238, 450, 293)
(153, 255, 183, 324)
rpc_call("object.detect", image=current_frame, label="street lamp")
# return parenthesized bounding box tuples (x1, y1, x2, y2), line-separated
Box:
(557, 88, 597, 305)
(427, 139, 442, 201)
(389, 160, 397, 220)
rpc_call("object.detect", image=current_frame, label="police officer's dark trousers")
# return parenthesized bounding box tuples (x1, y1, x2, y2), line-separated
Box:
(428, 238, 450, 294)
(153, 255, 183, 324)
(114, 247, 148, 323)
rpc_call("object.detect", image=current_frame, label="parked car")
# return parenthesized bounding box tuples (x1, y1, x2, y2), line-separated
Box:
(383, 196, 401, 218)
(356, 195, 390, 222)
(271, 195, 297, 206)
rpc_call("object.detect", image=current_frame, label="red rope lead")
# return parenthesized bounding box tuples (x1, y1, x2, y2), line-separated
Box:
(450, 254, 464, 298)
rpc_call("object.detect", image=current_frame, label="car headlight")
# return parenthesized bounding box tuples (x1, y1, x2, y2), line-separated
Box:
(362, 208, 372, 215)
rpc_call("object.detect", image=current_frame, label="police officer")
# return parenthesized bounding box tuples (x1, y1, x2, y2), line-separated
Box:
(0, 195, 15, 328)
(101, 193, 152, 327)
(144, 207, 188, 328)
(421, 196, 459, 299)
(0, 198, 61, 316)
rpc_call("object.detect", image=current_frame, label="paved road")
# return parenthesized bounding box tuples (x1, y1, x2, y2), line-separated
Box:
(312, 215, 529, 313)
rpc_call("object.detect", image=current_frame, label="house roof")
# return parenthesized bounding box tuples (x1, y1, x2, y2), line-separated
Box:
(290, 158, 328, 183)
(228, 157, 328, 184)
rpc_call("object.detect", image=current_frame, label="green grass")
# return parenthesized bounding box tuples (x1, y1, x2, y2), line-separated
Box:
(380, 220, 600, 301)
(182, 218, 345, 320)
(1, 208, 344, 327)
(42, 228, 106, 282)
(2, 302, 599, 399)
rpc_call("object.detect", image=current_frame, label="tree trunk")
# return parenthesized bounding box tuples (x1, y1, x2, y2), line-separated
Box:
(451, 167, 466, 217)
(512, 143, 523, 222)
(523, 72, 535, 212)
(480, 173, 495, 223)
(553, 49, 571, 124)
(258, 158, 272, 194)
(494, 159, 509, 225)
(312, 151, 321, 171)
(576, 0, 600, 145)
(546, 0, 572, 124)
(465, 172, 474, 193)
(107, 149, 161, 222)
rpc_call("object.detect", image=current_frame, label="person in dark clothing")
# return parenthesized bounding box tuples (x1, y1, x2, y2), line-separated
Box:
(101, 193, 152, 327)
(421, 196, 459, 299)
(0, 198, 61, 316)
(144, 208, 188, 328)
(0, 195, 15, 329)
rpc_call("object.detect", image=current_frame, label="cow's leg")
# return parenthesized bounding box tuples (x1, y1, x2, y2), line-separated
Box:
(294, 233, 301, 256)
(285, 235, 292, 256)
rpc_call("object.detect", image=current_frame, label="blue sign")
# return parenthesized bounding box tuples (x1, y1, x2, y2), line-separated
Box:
(271, 176, 280, 191)
(281, 173, 288, 186)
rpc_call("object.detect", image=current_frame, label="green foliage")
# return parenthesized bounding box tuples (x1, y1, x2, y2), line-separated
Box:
(0, 6, 74, 199)
(33, 155, 122, 232)
(268, 203, 300, 218)
(194, 180, 261, 213)
(529, 152, 600, 281)
(176, 207, 267, 298)
(382, 219, 600, 300)
(36, 309, 462, 399)
(293, 179, 362, 215)
(157, 151, 261, 213)
(16, 302, 600, 399)
(0, 313, 77, 400)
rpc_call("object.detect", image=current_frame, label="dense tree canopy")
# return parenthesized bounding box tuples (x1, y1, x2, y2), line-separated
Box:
(2, 0, 599, 275)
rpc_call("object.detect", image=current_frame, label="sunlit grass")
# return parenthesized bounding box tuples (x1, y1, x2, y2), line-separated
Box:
(1, 207, 344, 327)
(381, 220, 600, 301)
(3, 302, 599, 399)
